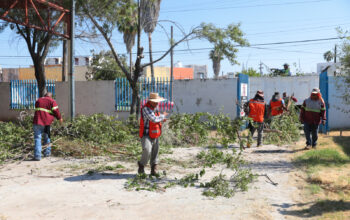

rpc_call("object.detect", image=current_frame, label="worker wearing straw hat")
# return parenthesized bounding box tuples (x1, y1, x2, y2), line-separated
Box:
(138, 93, 168, 175)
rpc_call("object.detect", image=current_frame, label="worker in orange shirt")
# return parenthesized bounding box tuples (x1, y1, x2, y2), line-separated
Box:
(245, 90, 268, 148)
(269, 92, 286, 118)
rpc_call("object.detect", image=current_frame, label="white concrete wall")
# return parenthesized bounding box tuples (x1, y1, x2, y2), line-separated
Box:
(55, 81, 129, 120)
(173, 79, 238, 118)
(328, 76, 350, 129)
(249, 76, 319, 104)
(0, 82, 34, 121)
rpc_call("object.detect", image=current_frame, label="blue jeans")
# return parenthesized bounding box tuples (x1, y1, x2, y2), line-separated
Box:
(33, 124, 51, 160)
(303, 123, 319, 147)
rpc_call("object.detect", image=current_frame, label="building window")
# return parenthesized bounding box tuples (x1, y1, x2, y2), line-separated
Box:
(85, 57, 89, 66)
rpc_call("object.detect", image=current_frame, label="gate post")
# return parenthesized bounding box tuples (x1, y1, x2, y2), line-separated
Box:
(319, 70, 329, 134)
(237, 73, 249, 118)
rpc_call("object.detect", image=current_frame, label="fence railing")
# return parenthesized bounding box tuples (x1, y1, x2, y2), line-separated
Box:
(10, 80, 55, 109)
(115, 77, 173, 111)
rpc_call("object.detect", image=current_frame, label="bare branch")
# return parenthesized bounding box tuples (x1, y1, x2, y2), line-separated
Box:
(83, 4, 132, 82)
(141, 28, 198, 69)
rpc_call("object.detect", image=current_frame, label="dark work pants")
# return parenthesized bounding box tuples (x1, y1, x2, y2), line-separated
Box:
(303, 123, 319, 147)
(248, 122, 264, 146)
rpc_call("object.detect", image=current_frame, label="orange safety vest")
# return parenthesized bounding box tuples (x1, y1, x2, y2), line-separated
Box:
(248, 98, 265, 123)
(270, 99, 283, 116)
(139, 102, 162, 139)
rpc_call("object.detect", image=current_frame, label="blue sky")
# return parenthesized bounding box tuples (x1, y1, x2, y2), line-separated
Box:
(0, 0, 349, 78)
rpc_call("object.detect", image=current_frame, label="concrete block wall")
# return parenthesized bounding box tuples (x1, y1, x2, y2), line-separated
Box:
(249, 75, 319, 104)
(173, 79, 237, 118)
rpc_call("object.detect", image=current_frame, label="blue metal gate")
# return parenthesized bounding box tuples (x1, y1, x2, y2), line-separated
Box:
(319, 70, 329, 133)
(10, 80, 55, 109)
(115, 77, 173, 111)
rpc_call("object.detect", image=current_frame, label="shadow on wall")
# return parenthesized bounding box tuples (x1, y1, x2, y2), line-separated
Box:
(273, 200, 350, 218)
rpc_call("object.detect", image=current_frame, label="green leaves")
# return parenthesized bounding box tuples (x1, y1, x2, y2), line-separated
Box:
(168, 112, 210, 146)
(195, 22, 249, 77)
(0, 120, 32, 163)
(88, 50, 127, 80)
(264, 104, 301, 146)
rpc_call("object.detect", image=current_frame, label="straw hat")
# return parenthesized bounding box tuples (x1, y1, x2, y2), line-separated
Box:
(148, 92, 166, 103)
(311, 88, 320, 94)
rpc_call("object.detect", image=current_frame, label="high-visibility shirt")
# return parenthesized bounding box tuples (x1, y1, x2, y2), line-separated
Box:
(33, 97, 62, 126)
(139, 102, 163, 139)
(300, 97, 326, 125)
(248, 98, 266, 123)
(270, 98, 284, 116)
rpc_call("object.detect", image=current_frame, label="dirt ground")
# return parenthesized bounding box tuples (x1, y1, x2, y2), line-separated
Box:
(0, 143, 307, 220)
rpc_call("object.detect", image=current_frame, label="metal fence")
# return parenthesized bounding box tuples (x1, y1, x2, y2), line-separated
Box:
(115, 77, 173, 111)
(10, 80, 55, 109)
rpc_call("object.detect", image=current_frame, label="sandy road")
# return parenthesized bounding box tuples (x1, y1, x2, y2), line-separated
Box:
(0, 143, 303, 220)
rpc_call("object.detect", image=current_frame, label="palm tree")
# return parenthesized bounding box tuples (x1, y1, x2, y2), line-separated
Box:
(140, 0, 161, 79)
(323, 50, 334, 62)
(117, 1, 138, 76)
(210, 49, 224, 78)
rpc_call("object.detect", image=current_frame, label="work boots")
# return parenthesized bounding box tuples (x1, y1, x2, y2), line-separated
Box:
(138, 162, 145, 174)
(151, 164, 158, 176)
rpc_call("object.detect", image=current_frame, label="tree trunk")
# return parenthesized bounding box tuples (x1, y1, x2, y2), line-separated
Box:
(148, 32, 154, 79)
(33, 57, 47, 97)
(129, 51, 132, 76)
(213, 58, 221, 78)
(130, 81, 140, 120)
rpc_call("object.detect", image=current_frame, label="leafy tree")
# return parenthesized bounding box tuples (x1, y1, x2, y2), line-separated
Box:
(195, 23, 249, 78)
(337, 29, 350, 109)
(323, 50, 334, 62)
(241, 67, 260, 77)
(87, 50, 127, 80)
(78, 0, 197, 117)
(0, 0, 68, 96)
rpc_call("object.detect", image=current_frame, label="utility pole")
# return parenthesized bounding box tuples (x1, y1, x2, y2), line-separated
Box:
(259, 61, 263, 75)
(170, 26, 173, 99)
(69, 0, 75, 119)
(62, 39, 67, 81)
(334, 44, 337, 63)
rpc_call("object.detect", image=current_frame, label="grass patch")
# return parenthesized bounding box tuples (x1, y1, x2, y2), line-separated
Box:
(307, 184, 323, 195)
(294, 132, 350, 219)
(295, 149, 349, 166)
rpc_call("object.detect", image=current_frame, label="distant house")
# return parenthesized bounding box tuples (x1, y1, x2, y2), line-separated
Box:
(173, 67, 194, 80)
(45, 56, 92, 66)
(184, 64, 208, 79)
(143, 66, 170, 79)
(142, 66, 194, 80)
(1, 66, 89, 82)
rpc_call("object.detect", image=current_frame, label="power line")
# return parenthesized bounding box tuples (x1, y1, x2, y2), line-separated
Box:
(0, 36, 345, 58)
(162, 0, 331, 13)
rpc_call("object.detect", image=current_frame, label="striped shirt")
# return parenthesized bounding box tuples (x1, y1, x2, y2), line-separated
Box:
(142, 106, 165, 136)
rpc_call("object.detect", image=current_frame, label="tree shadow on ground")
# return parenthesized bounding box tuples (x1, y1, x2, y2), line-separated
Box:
(246, 161, 294, 173)
(253, 148, 305, 154)
(333, 136, 350, 157)
(64, 172, 135, 182)
(273, 200, 350, 218)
